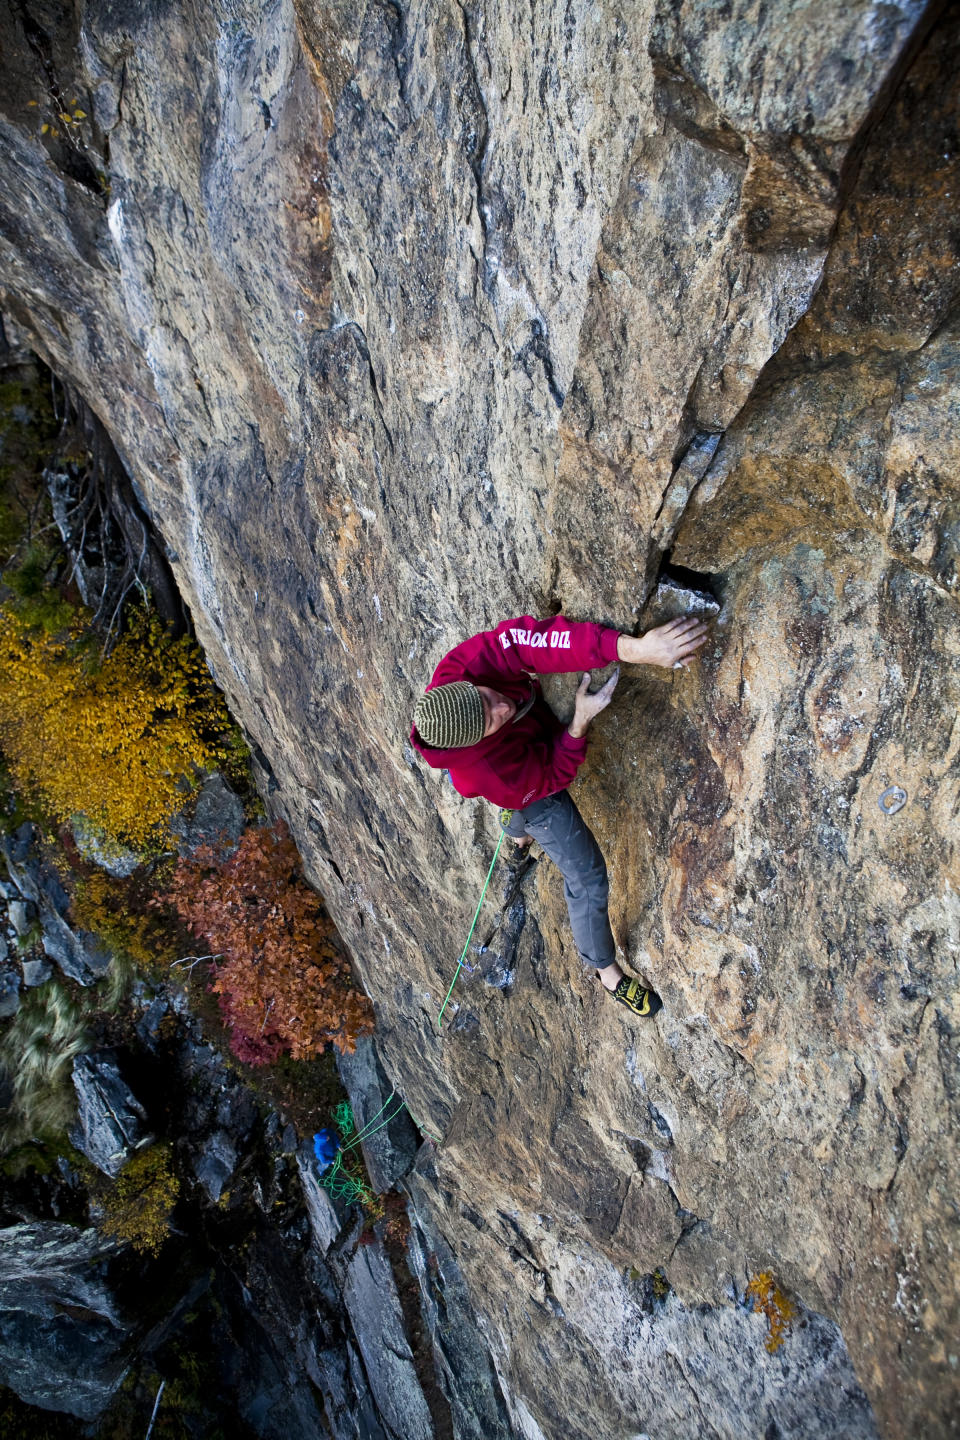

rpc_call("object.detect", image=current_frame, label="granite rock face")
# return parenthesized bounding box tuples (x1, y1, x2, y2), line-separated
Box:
(297, 1146, 343, 1254)
(1, 829, 114, 984)
(170, 772, 246, 856)
(0, 1, 957, 1436)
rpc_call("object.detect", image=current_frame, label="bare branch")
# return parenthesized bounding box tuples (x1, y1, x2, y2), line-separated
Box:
(144, 1379, 165, 1440)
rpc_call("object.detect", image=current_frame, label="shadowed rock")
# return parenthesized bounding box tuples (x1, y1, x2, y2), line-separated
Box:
(170, 772, 245, 857)
(297, 1146, 343, 1255)
(336, 1035, 419, 1193)
(342, 1238, 435, 1440)
(0, 1223, 128, 1419)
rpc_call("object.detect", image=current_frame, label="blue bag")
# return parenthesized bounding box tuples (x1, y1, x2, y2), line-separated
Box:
(312, 1128, 340, 1172)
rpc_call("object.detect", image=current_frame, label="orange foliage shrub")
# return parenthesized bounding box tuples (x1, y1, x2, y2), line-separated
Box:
(163, 822, 373, 1063)
(0, 605, 229, 849)
(747, 1271, 797, 1353)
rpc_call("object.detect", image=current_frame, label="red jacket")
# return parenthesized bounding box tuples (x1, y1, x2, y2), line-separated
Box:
(411, 615, 621, 808)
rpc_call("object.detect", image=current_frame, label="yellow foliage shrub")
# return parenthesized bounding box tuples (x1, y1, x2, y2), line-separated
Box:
(71, 870, 178, 971)
(747, 1270, 797, 1353)
(0, 605, 229, 849)
(99, 1143, 179, 1255)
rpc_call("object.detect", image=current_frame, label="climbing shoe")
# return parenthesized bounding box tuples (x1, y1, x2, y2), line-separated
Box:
(612, 976, 663, 1018)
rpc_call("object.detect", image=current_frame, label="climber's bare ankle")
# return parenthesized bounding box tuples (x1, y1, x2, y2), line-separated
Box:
(597, 961, 623, 992)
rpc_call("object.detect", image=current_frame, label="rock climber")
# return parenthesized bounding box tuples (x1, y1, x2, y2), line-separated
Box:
(411, 611, 709, 1017)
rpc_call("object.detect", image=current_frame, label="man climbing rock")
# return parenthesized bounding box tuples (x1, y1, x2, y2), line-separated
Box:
(411, 612, 708, 1017)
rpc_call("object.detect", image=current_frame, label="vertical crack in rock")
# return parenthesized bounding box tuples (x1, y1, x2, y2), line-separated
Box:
(455, 0, 493, 292)
(517, 316, 563, 409)
(373, 0, 412, 112)
(342, 317, 395, 452)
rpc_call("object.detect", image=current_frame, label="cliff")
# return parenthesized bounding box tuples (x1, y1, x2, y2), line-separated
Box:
(0, 0, 957, 1436)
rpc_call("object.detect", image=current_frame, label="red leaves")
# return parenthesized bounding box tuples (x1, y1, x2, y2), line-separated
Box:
(164, 822, 373, 1063)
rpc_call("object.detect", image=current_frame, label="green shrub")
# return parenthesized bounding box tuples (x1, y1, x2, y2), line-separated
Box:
(0, 369, 57, 568)
(3, 541, 76, 633)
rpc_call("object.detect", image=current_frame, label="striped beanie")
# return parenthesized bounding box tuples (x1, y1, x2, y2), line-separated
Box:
(414, 682, 484, 749)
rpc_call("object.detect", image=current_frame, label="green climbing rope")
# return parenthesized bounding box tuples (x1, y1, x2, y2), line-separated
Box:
(333, 1100, 355, 1138)
(322, 1153, 371, 1206)
(321, 1092, 413, 1206)
(436, 829, 506, 1030)
(339, 1093, 406, 1151)
(323, 830, 510, 1205)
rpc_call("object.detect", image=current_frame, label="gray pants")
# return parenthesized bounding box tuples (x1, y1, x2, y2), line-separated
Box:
(503, 792, 616, 970)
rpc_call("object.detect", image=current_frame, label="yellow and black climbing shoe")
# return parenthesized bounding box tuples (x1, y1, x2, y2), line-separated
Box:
(613, 976, 663, 1018)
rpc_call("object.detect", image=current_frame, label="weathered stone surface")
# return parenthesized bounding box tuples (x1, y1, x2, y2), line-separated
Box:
(0, 966, 20, 1019)
(3, 831, 114, 983)
(20, 955, 53, 987)
(170, 772, 245, 856)
(297, 1147, 343, 1254)
(41, 911, 113, 983)
(0, 1, 956, 1437)
(6, 900, 32, 936)
(409, 1159, 880, 1440)
(342, 1239, 435, 1440)
(405, 1176, 516, 1440)
(315, 1342, 390, 1440)
(70, 1051, 150, 1177)
(0, 1222, 128, 1419)
(173, 1028, 259, 1202)
(71, 814, 142, 878)
(193, 1128, 238, 1203)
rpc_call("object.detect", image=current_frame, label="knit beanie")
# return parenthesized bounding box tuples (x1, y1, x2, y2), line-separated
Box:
(414, 682, 484, 749)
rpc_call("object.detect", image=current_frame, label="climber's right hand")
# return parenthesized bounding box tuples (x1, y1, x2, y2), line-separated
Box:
(567, 667, 619, 739)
